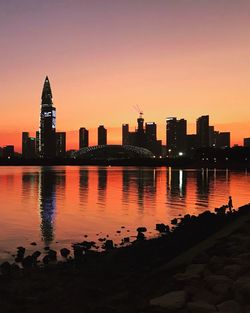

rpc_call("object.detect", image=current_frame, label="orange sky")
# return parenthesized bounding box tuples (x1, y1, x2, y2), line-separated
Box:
(1, 0, 250, 151)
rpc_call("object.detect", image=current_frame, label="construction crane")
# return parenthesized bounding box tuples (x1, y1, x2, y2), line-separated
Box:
(133, 104, 143, 119)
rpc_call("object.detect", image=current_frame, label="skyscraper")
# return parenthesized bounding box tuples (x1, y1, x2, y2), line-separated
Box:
(39, 76, 56, 158)
(216, 132, 230, 148)
(22, 132, 29, 157)
(122, 124, 129, 145)
(56, 132, 66, 157)
(98, 125, 107, 145)
(196, 115, 209, 148)
(145, 122, 162, 156)
(166, 117, 187, 156)
(22, 132, 36, 158)
(79, 127, 89, 149)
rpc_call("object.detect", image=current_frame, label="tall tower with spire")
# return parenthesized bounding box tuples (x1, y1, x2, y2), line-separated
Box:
(39, 76, 56, 158)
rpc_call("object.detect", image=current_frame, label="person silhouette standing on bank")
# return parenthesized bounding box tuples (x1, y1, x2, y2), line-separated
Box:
(228, 196, 233, 213)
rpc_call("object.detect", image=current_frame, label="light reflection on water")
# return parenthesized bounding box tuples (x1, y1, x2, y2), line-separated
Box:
(0, 166, 249, 260)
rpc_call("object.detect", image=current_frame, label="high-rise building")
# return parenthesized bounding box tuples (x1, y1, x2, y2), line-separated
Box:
(56, 132, 66, 157)
(35, 131, 40, 157)
(209, 126, 216, 147)
(22, 132, 36, 158)
(3, 145, 15, 158)
(22, 132, 29, 157)
(146, 122, 157, 142)
(98, 125, 107, 145)
(166, 117, 187, 156)
(244, 138, 250, 147)
(39, 76, 56, 158)
(216, 132, 230, 148)
(196, 115, 209, 148)
(121, 116, 162, 156)
(146, 122, 162, 156)
(122, 124, 129, 145)
(186, 134, 197, 156)
(79, 127, 89, 149)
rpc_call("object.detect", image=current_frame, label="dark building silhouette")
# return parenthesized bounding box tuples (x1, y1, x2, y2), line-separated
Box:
(35, 131, 40, 157)
(196, 115, 209, 148)
(209, 126, 215, 147)
(244, 138, 250, 147)
(40, 76, 56, 158)
(3, 145, 15, 158)
(121, 115, 162, 156)
(186, 134, 197, 156)
(208, 126, 230, 149)
(22, 132, 36, 158)
(166, 117, 187, 157)
(216, 132, 230, 148)
(79, 127, 89, 149)
(145, 122, 162, 156)
(122, 124, 129, 145)
(98, 125, 107, 145)
(56, 132, 66, 157)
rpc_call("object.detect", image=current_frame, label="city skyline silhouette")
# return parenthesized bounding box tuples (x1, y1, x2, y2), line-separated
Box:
(1, 1, 250, 150)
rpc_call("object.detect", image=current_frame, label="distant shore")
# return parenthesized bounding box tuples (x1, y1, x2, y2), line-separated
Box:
(1, 203, 250, 312)
(1, 157, 250, 169)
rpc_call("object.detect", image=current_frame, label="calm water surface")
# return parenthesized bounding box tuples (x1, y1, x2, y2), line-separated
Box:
(0, 166, 249, 261)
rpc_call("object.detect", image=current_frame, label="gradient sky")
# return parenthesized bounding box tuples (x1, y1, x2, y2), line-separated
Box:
(1, 0, 250, 151)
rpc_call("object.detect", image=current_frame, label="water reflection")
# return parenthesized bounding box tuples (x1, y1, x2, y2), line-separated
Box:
(22, 171, 38, 199)
(38, 167, 56, 245)
(166, 168, 187, 206)
(122, 168, 157, 211)
(1, 166, 249, 256)
(79, 169, 89, 205)
(98, 168, 107, 204)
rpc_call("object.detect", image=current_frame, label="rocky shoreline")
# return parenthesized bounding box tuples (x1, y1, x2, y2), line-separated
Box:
(1, 204, 250, 313)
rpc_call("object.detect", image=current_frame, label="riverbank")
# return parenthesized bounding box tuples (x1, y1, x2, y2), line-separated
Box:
(1, 204, 250, 312)
(1, 157, 250, 169)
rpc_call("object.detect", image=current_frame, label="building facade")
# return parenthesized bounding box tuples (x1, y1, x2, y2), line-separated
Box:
(56, 132, 66, 157)
(79, 127, 89, 149)
(98, 125, 107, 145)
(39, 76, 56, 158)
(121, 116, 162, 156)
(22, 132, 36, 158)
(196, 115, 209, 148)
(166, 117, 187, 157)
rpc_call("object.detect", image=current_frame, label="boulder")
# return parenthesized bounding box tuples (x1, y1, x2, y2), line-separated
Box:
(22, 255, 33, 268)
(16, 246, 26, 260)
(217, 300, 241, 313)
(42, 255, 50, 264)
(205, 275, 233, 296)
(223, 264, 242, 280)
(48, 249, 57, 261)
(104, 240, 114, 250)
(150, 290, 187, 310)
(156, 223, 169, 233)
(137, 227, 147, 233)
(0, 261, 11, 275)
(60, 248, 70, 258)
(32, 251, 41, 260)
(136, 232, 145, 240)
(187, 301, 217, 313)
(234, 276, 250, 304)
(175, 264, 206, 281)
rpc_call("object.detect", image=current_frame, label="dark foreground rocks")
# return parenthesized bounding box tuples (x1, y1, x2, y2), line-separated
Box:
(0, 204, 250, 313)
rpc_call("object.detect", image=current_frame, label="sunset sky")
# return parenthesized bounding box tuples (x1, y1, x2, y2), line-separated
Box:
(1, 0, 250, 151)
